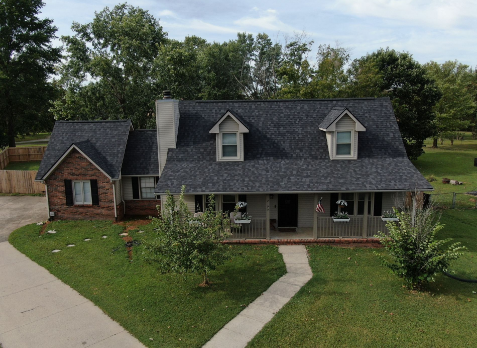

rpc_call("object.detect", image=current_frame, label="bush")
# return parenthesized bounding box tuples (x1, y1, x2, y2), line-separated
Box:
(376, 207, 465, 289)
(144, 186, 231, 286)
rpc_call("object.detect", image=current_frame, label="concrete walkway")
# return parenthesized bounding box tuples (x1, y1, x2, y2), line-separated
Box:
(204, 245, 312, 348)
(0, 242, 146, 348)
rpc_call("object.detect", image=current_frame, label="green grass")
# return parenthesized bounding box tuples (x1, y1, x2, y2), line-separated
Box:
(14, 132, 50, 142)
(9, 221, 286, 348)
(249, 210, 477, 347)
(3, 161, 41, 170)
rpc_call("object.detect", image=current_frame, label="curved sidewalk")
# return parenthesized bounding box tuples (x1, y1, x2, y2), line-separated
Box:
(0, 242, 146, 348)
(204, 245, 312, 348)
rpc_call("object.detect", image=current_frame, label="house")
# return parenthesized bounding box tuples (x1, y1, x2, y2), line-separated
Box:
(154, 95, 432, 239)
(35, 121, 160, 220)
(36, 94, 432, 240)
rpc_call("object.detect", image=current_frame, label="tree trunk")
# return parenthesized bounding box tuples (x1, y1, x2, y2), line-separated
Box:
(432, 138, 438, 148)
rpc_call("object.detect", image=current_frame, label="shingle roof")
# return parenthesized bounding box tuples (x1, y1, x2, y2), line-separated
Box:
(121, 130, 158, 175)
(156, 97, 432, 194)
(36, 120, 132, 180)
(319, 106, 347, 129)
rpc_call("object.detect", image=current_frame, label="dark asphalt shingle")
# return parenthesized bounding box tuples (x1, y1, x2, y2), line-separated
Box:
(121, 130, 158, 175)
(155, 97, 432, 194)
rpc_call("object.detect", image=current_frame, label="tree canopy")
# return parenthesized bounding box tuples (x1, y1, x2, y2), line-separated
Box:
(0, 0, 61, 148)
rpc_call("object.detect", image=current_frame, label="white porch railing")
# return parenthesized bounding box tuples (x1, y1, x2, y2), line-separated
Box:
(228, 218, 267, 239)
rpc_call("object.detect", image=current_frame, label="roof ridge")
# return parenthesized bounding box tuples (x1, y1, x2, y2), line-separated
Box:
(56, 120, 132, 123)
(185, 97, 379, 104)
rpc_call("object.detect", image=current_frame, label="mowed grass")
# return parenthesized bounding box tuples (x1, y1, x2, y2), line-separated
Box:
(249, 210, 477, 347)
(3, 161, 41, 170)
(9, 220, 286, 348)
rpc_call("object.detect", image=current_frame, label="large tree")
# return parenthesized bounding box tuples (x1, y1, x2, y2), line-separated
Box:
(52, 3, 166, 129)
(0, 0, 61, 148)
(358, 49, 441, 159)
(425, 60, 475, 146)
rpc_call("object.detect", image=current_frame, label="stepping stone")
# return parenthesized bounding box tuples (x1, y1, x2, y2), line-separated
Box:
(47, 230, 57, 234)
(138, 230, 145, 234)
(102, 235, 108, 239)
(36, 222, 44, 226)
(84, 238, 91, 241)
(119, 233, 128, 237)
(51, 249, 61, 253)
(67, 244, 75, 247)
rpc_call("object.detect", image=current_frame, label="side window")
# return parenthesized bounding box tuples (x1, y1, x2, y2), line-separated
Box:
(73, 181, 92, 205)
(222, 133, 238, 157)
(140, 177, 155, 199)
(222, 194, 236, 213)
(336, 131, 352, 156)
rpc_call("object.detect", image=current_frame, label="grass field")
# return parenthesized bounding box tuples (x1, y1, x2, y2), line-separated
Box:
(14, 133, 50, 142)
(9, 220, 286, 348)
(3, 161, 41, 170)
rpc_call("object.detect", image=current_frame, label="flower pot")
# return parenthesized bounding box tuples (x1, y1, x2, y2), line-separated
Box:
(381, 217, 399, 222)
(234, 219, 251, 224)
(332, 218, 350, 222)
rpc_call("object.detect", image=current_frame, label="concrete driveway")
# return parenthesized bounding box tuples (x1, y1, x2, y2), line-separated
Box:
(0, 196, 47, 242)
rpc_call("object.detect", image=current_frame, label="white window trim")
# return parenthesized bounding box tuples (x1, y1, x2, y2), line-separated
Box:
(139, 177, 156, 200)
(73, 180, 92, 205)
(217, 132, 243, 161)
(334, 130, 354, 158)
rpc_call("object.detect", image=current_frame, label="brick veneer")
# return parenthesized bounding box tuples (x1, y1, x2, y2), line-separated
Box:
(124, 200, 160, 217)
(46, 149, 118, 220)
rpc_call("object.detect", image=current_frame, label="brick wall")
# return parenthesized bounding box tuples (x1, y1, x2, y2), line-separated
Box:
(46, 149, 117, 220)
(125, 200, 160, 217)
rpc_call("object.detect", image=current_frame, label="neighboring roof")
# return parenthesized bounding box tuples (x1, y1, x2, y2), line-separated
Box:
(36, 120, 132, 181)
(121, 130, 159, 175)
(319, 107, 366, 131)
(156, 97, 432, 194)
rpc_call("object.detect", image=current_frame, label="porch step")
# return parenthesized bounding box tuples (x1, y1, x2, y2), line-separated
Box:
(203, 245, 312, 348)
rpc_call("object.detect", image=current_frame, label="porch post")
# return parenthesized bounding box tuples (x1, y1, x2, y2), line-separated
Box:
(362, 193, 369, 238)
(266, 195, 270, 240)
(313, 194, 318, 239)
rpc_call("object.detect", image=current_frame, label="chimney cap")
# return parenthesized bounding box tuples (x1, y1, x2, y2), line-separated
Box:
(163, 90, 172, 99)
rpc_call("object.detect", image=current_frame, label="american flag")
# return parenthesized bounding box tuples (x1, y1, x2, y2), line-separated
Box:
(316, 198, 325, 213)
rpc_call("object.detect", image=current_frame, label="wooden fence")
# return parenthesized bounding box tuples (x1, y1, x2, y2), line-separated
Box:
(0, 170, 45, 194)
(0, 146, 47, 169)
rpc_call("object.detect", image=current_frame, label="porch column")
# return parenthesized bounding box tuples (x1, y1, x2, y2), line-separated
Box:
(266, 195, 270, 240)
(362, 193, 369, 238)
(313, 194, 318, 239)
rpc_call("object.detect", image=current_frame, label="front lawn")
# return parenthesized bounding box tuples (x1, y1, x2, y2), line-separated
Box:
(9, 220, 286, 348)
(3, 161, 41, 170)
(249, 209, 477, 347)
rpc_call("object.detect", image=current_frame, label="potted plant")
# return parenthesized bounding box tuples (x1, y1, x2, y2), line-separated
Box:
(336, 199, 348, 208)
(234, 212, 252, 224)
(332, 211, 350, 222)
(381, 210, 399, 222)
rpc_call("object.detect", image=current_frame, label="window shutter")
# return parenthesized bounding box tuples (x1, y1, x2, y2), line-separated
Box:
(330, 193, 338, 217)
(373, 192, 382, 216)
(91, 180, 99, 205)
(132, 177, 139, 199)
(195, 195, 203, 213)
(65, 180, 73, 206)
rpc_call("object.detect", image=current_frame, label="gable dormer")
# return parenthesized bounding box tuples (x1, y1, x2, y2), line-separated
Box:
(209, 110, 249, 161)
(319, 107, 366, 160)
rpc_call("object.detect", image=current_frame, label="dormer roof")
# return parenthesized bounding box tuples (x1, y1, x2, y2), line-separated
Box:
(209, 110, 250, 134)
(319, 107, 366, 132)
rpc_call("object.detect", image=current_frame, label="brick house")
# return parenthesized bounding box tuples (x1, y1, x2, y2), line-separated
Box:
(35, 120, 160, 220)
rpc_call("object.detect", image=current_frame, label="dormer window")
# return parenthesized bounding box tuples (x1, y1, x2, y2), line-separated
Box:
(336, 131, 352, 156)
(319, 107, 366, 160)
(222, 133, 238, 157)
(210, 110, 249, 162)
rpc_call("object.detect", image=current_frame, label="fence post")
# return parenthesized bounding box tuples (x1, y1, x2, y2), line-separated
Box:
(452, 192, 456, 209)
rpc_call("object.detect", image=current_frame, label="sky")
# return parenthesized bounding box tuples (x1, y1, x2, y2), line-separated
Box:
(40, 0, 477, 66)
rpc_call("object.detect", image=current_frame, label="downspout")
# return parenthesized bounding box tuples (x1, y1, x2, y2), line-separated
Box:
(44, 181, 50, 220)
(112, 181, 118, 220)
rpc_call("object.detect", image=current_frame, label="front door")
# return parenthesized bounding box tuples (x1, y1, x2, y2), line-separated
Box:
(278, 194, 298, 228)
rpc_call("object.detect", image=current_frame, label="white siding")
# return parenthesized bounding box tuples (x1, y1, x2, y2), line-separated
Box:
(156, 100, 179, 175)
(183, 195, 195, 213)
(219, 116, 239, 132)
(382, 192, 406, 212)
(336, 115, 355, 130)
(298, 194, 314, 227)
(122, 177, 133, 200)
(246, 195, 266, 219)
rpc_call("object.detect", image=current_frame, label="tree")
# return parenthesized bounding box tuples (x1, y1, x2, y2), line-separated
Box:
(52, 3, 166, 128)
(425, 61, 476, 147)
(144, 187, 230, 286)
(376, 206, 465, 289)
(357, 49, 441, 159)
(0, 0, 61, 148)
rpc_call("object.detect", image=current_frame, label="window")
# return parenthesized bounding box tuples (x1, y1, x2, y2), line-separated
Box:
(222, 194, 236, 213)
(222, 133, 237, 157)
(339, 192, 354, 215)
(357, 193, 372, 215)
(140, 177, 155, 199)
(336, 131, 352, 156)
(73, 181, 92, 205)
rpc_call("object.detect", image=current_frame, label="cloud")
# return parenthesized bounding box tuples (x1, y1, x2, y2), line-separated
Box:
(163, 19, 239, 34)
(234, 8, 297, 32)
(158, 10, 177, 18)
(330, 0, 477, 30)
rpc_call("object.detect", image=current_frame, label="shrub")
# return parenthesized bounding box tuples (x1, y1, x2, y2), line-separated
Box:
(376, 207, 465, 289)
(144, 186, 230, 286)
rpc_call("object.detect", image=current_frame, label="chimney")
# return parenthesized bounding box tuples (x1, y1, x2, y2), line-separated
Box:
(156, 91, 179, 176)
